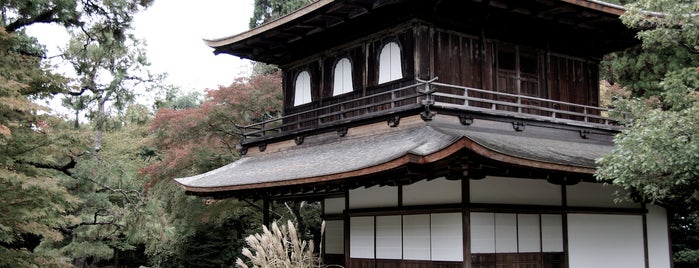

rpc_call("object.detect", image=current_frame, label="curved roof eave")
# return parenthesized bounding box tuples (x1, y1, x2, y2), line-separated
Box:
(203, 0, 628, 50)
(175, 123, 606, 193)
(203, 0, 337, 48)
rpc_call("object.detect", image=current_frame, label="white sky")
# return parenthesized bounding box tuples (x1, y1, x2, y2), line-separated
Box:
(26, 0, 255, 96)
(131, 0, 255, 91)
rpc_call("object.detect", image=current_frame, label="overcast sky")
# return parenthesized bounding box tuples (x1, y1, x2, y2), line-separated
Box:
(27, 0, 255, 94)
(132, 0, 255, 91)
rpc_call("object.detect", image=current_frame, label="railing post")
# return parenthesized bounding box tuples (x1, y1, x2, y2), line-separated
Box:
(584, 107, 588, 122)
(517, 96, 522, 113)
(464, 87, 469, 107)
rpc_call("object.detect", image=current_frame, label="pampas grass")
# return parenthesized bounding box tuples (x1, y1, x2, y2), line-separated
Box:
(236, 220, 329, 268)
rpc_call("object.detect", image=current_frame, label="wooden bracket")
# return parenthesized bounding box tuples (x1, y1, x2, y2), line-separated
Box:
(459, 115, 474, 126)
(387, 115, 400, 127)
(580, 130, 591, 139)
(239, 146, 248, 155)
(337, 127, 348, 137)
(512, 122, 526, 132)
(258, 143, 267, 152)
(295, 136, 305, 145)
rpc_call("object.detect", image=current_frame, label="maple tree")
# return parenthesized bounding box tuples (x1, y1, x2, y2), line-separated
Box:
(139, 72, 283, 266)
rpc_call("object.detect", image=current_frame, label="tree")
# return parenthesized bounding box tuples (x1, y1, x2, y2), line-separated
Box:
(249, 0, 317, 28)
(596, 0, 699, 266)
(0, 27, 83, 267)
(140, 72, 288, 266)
(1, 1, 156, 266)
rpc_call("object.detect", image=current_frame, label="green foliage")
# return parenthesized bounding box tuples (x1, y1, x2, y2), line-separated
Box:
(597, 0, 699, 265)
(0, 25, 86, 267)
(250, 0, 316, 28)
(602, 0, 699, 97)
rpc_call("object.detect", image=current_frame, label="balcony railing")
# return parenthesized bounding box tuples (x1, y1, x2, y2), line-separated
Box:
(239, 79, 621, 142)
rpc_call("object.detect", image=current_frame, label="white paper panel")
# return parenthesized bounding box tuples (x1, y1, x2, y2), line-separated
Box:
(470, 176, 561, 205)
(333, 58, 353, 96)
(470, 212, 495, 253)
(349, 185, 397, 209)
(325, 220, 344, 254)
(402, 214, 431, 260)
(647, 205, 671, 268)
(541, 214, 563, 252)
(567, 182, 639, 208)
(378, 42, 402, 84)
(517, 214, 540, 252)
(495, 213, 517, 253)
(403, 178, 461, 206)
(294, 71, 311, 106)
(324, 197, 345, 214)
(376, 216, 402, 259)
(431, 213, 463, 261)
(568, 214, 644, 268)
(350, 217, 374, 258)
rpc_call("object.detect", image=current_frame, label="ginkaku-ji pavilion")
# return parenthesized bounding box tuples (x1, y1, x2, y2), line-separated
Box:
(176, 0, 673, 267)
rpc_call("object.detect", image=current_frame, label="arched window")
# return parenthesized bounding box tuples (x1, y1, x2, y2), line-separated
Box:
(333, 58, 353, 96)
(378, 42, 403, 84)
(294, 71, 311, 106)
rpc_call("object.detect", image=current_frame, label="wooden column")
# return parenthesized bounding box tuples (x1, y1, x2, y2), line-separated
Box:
(344, 189, 351, 268)
(263, 197, 270, 227)
(561, 184, 569, 268)
(463, 175, 472, 268)
(642, 203, 650, 268)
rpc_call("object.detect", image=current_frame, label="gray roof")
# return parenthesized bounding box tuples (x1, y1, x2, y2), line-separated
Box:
(175, 117, 615, 192)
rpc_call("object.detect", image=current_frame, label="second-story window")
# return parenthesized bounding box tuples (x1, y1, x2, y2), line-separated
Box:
(333, 58, 353, 96)
(378, 42, 402, 84)
(294, 71, 311, 106)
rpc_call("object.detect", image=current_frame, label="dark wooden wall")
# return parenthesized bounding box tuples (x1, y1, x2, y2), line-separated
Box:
(281, 22, 602, 118)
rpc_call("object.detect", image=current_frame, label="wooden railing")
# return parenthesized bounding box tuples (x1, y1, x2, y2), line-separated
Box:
(240, 79, 620, 142)
(430, 82, 618, 125)
(241, 84, 422, 140)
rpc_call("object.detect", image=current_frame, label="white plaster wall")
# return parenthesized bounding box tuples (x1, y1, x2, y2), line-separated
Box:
(376, 215, 402, 259)
(470, 176, 561, 205)
(403, 178, 461, 206)
(566, 182, 639, 208)
(324, 197, 345, 214)
(403, 214, 431, 260)
(350, 217, 374, 258)
(349, 185, 398, 209)
(567, 214, 645, 268)
(325, 220, 344, 254)
(647, 205, 672, 268)
(431, 213, 463, 261)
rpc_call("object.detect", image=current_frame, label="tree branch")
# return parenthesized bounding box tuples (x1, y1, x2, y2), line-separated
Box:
(18, 152, 84, 176)
(5, 7, 63, 33)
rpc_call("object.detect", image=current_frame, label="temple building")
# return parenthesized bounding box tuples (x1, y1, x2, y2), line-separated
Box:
(176, 0, 672, 267)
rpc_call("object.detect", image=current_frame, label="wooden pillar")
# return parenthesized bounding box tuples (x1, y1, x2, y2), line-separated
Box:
(462, 174, 471, 268)
(561, 184, 569, 268)
(344, 189, 351, 268)
(642, 203, 650, 268)
(263, 197, 270, 227)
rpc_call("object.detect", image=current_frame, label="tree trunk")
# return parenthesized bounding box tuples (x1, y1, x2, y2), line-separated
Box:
(94, 97, 107, 155)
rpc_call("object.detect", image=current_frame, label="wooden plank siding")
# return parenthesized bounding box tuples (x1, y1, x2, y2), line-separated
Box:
(432, 30, 484, 107)
(280, 22, 604, 132)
